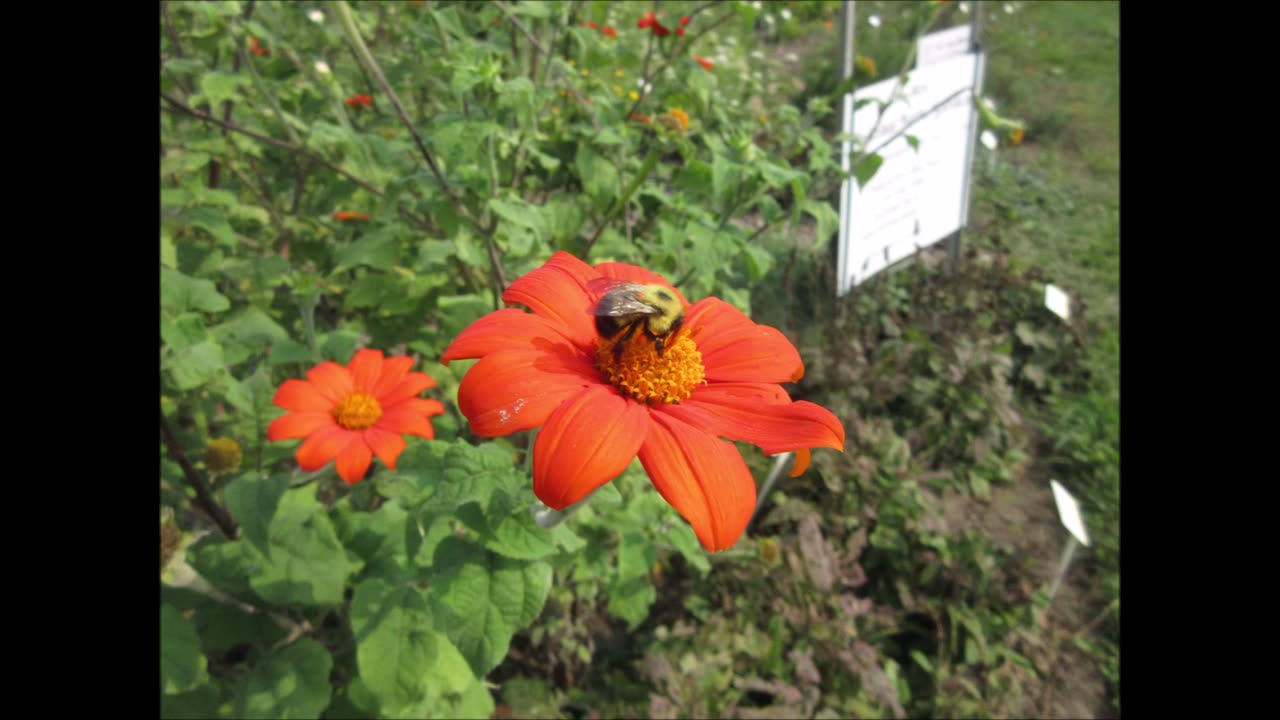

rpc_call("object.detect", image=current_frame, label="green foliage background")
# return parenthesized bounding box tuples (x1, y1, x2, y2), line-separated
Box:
(161, 1, 1118, 718)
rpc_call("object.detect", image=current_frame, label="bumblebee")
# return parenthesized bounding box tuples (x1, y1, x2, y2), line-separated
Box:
(588, 279, 685, 359)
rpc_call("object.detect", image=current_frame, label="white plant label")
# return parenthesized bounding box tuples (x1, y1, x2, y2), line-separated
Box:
(917, 23, 973, 68)
(1050, 479, 1091, 546)
(1044, 283, 1071, 321)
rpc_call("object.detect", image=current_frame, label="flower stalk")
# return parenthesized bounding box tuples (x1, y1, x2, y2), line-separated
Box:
(584, 146, 661, 255)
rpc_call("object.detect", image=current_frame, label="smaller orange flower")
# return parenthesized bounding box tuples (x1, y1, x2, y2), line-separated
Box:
(583, 20, 598, 29)
(345, 94, 373, 108)
(629, 112, 652, 124)
(658, 108, 690, 133)
(267, 349, 445, 484)
(602, 25, 617, 39)
(695, 55, 714, 72)
(1009, 127, 1025, 146)
(333, 211, 370, 221)
(855, 54, 877, 77)
(249, 37, 269, 56)
(824, 20, 834, 30)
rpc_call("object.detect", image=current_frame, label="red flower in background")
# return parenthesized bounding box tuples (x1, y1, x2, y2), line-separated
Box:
(628, 112, 652, 124)
(345, 94, 373, 108)
(638, 11, 670, 36)
(333, 211, 370, 221)
(267, 349, 445, 484)
(440, 252, 844, 552)
(695, 55, 714, 72)
(602, 25, 617, 39)
(249, 37, 269, 56)
(677, 15, 690, 36)
(583, 20, 598, 29)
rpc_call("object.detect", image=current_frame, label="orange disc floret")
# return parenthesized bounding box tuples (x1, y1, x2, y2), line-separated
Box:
(440, 252, 845, 553)
(267, 349, 444, 484)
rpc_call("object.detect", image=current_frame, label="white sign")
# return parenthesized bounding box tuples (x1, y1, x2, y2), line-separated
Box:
(917, 23, 973, 68)
(1044, 283, 1071, 321)
(837, 51, 985, 294)
(1050, 479, 1091, 546)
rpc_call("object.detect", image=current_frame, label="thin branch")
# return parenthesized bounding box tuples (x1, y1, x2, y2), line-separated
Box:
(160, 413, 239, 540)
(332, 1, 486, 235)
(495, 1, 600, 133)
(160, 93, 380, 195)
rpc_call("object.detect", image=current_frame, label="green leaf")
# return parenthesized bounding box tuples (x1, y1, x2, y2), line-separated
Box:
(335, 237, 400, 272)
(489, 197, 548, 240)
(853, 153, 885, 189)
(186, 206, 237, 245)
(249, 486, 362, 607)
(575, 146, 618, 212)
(224, 473, 291, 555)
(233, 639, 333, 719)
(438, 294, 496, 345)
(607, 574, 656, 631)
(333, 499, 410, 578)
(211, 307, 289, 352)
(802, 199, 841, 250)
(162, 267, 231, 315)
(905, 134, 920, 153)
(319, 330, 360, 363)
(351, 578, 475, 714)
(269, 340, 316, 366)
(161, 313, 209, 352)
(161, 603, 210, 695)
(186, 535, 261, 604)
(744, 245, 774, 281)
(166, 339, 226, 390)
(428, 537, 553, 676)
(161, 683, 222, 719)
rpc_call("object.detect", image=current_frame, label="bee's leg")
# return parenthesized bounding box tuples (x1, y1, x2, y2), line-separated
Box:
(613, 321, 641, 360)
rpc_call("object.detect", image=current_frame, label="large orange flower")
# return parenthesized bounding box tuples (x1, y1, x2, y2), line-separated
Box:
(440, 252, 844, 551)
(267, 349, 445, 484)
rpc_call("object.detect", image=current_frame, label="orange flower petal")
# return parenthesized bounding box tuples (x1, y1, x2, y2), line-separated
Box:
(789, 448, 811, 477)
(363, 426, 407, 471)
(374, 371, 436, 408)
(638, 411, 756, 552)
(686, 298, 804, 383)
(267, 411, 335, 441)
(377, 407, 436, 439)
(371, 356, 416, 397)
(501, 251, 599, 346)
(662, 383, 845, 456)
(335, 436, 374, 483)
(456, 348, 598, 436)
(396, 398, 446, 419)
(593, 261, 690, 307)
(273, 378, 334, 412)
(440, 308, 584, 365)
(305, 362, 354, 403)
(296, 425, 355, 471)
(533, 385, 649, 509)
(348, 348, 384, 393)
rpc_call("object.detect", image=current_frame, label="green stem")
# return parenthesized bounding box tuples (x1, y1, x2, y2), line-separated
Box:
(583, 146, 660, 256)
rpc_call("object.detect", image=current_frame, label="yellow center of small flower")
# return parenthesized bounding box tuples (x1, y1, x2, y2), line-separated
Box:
(595, 330, 706, 405)
(332, 392, 382, 430)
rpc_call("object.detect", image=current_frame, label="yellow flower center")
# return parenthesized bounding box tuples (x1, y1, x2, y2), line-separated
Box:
(595, 330, 706, 405)
(332, 392, 382, 430)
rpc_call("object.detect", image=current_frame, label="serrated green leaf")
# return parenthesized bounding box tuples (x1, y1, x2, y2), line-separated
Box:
(162, 603, 210, 695)
(250, 486, 362, 606)
(905, 134, 920, 152)
(233, 639, 333, 719)
(319, 330, 360, 363)
(489, 197, 548, 240)
(745, 245, 774, 281)
(351, 578, 475, 714)
(481, 508, 561, 560)
(224, 473, 291, 555)
(162, 267, 231, 315)
(334, 499, 410, 578)
(186, 535, 262, 604)
(212, 307, 289, 349)
(428, 537, 553, 676)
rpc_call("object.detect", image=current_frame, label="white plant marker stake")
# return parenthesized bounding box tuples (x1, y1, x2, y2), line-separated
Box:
(1047, 479, 1090, 603)
(1045, 283, 1071, 321)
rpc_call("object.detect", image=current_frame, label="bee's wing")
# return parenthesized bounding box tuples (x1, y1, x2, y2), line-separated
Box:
(586, 277, 638, 295)
(586, 278, 654, 316)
